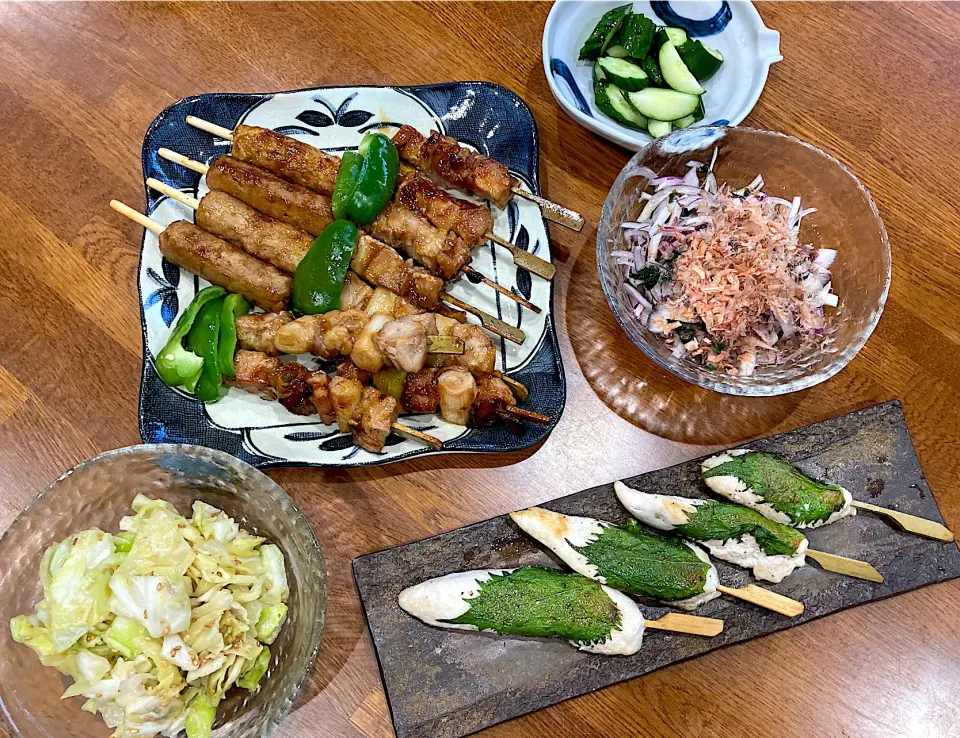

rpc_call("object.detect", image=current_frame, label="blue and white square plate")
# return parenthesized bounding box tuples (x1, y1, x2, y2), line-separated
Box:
(137, 83, 565, 467)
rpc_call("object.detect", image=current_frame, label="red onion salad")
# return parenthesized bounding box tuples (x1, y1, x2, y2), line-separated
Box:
(613, 151, 837, 376)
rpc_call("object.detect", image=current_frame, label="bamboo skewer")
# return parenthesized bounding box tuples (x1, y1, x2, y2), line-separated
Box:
(110, 199, 444, 451)
(425, 336, 464, 354)
(852, 500, 954, 542)
(716, 585, 804, 618)
(155, 149, 532, 338)
(184, 115, 561, 279)
(493, 371, 528, 402)
(644, 613, 723, 637)
(461, 265, 541, 314)
(805, 549, 884, 583)
(495, 404, 552, 426)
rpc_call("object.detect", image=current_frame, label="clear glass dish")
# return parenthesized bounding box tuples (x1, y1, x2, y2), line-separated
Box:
(597, 126, 891, 396)
(0, 444, 326, 738)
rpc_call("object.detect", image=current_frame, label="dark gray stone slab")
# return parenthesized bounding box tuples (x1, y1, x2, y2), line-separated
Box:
(353, 401, 960, 738)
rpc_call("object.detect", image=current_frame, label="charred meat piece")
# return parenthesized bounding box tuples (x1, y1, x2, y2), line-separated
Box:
(233, 124, 340, 196)
(235, 311, 293, 356)
(472, 376, 516, 427)
(269, 361, 316, 415)
(335, 358, 372, 385)
(229, 350, 282, 396)
(375, 315, 428, 373)
(350, 235, 443, 309)
(395, 170, 494, 247)
(402, 369, 440, 414)
(367, 202, 473, 280)
(329, 376, 364, 433)
(353, 386, 401, 453)
(306, 371, 336, 425)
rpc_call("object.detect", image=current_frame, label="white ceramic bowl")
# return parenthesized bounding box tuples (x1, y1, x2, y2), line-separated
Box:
(543, 0, 782, 150)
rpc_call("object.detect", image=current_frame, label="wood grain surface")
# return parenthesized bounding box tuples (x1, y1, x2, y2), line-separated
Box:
(0, 3, 957, 737)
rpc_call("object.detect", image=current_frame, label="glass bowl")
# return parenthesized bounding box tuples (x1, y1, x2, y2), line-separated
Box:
(0, 444, 326, 738)
(597, 126, 891, 396)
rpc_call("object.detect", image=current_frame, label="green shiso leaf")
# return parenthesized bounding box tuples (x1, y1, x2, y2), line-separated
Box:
(677, 500, 806, 556)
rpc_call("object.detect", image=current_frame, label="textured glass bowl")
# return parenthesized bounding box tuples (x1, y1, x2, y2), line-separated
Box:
(0, 444, 326, 738)
(597, 126, 891, 396)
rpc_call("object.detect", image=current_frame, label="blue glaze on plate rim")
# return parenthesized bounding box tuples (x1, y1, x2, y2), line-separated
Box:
(549, 58, 593, 117)
(650, 0, 732, 37)
(136, 82, 566, 468)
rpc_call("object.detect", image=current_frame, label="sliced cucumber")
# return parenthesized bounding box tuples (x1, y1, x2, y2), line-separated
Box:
(655, 26, 688, 49)
(647, 119, 672, 138)
(676, 40, 724, 81)
(606, 85, 649, 130)
(597, 57, 649, 92)
(626, 88, 701, 121)
(641, 57, 665, 87)
(605, 44, 630, 58)
(617, 13, 656, 59)
(579, 4, 632, 60)
(692, 98, 705, 121)
(659, 42, 705, 95)
(673, 115, 696, 130)
(593, 64, 618, 118)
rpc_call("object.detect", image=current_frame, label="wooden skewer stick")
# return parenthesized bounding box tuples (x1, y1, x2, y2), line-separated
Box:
(186, 116, 559, 280)
(511, 187, 585, 232)
(493, 371, 528, 402)
(852, 500, 954, 542)
(110, 198, 446, 451)
(157, 149, 539, 324)
(716, 584, 804, 618)
(806, 549, 884, 583)
(461, 265, 541, 314)
(644, 613, 723, 637)
(439, 292, 525, 345)
(495, 405, 552, 426)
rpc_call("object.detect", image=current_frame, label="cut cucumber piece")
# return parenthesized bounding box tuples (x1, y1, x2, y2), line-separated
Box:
(673, 115, 696, 130)
(647, 119, 672, 137)
(676, 40, 724, 81)
(626, 88, 701, 121)
(579, 4, 632, 60)
(606, 85, 649, 130)
(655, 26, 688, 49)
(597, 57, 649, 92)
(659, 42, 705, 95)
(692, 98, 705, 121)
(641, 57, 665, 87)
(605, 44, 630, 58)
(593, 63, 619, 118)
(617, 13, 656, 59)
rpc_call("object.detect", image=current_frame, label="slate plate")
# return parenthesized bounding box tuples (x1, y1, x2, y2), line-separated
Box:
(137, 82, 564, 467)
(353, 400, 960, 738)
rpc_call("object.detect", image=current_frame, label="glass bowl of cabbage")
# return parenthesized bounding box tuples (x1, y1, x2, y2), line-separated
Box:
(0, 444, 326, 738)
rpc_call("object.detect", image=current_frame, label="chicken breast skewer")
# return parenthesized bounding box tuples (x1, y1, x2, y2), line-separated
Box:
(614, 482, 884, 583)
(510, 507, 804, 617)
(231, 350, 441, 452)
(151, 157, 526, 344)
(185, 117, 559, 278)
(155, 149, 539, 316)
(701, 450, 954, 542)
(398, 567, 722, 657)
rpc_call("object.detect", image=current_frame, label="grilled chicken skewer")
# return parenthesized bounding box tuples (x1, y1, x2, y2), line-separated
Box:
(153, 153, 527, 344)
(231, 350, 441, 452)
(185, 117, 559, 278)
(157, 147, 539, 314)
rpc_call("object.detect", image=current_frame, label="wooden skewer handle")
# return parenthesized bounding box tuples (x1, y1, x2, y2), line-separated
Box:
(392, 422, 443, 450)
(426, 336, 464, 354)
(806, 549, 884, 583)
(511, 187, 585, 232)
(645, 613, 723, 637)
(486, 232, 557, 281)
(146, 178, 200, 210)
(493, 371, 528, 403)
(440, 293, 525, 345)
(716, 584, 804, 617)
(110, 200, 164, 235)
(461, 265, 541, 314)
(186, 115, 235, 141)
(852, 500, 955, 542)
(158, 148, 210, 175)
(495, 405, 551, 426)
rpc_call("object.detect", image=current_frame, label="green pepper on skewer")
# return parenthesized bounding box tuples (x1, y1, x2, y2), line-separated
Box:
(331, 150, 364, 220)
(187, 296, 225, 403)
(217, 293, 250, 379)
(346, 133, 399, 226)
(292, 220, 359, 315)
(155, 285, 226, 389)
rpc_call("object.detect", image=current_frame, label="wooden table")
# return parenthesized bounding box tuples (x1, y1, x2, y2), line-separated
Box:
(0, 2, 958, 737)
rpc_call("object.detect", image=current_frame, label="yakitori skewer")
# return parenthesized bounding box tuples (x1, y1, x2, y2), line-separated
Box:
(151, 160, 526, 344)
(701, 450, 955, 542)
(231, 350, 442, 452)
(510, 507, 804, 617)
(185, 116, 561, 277)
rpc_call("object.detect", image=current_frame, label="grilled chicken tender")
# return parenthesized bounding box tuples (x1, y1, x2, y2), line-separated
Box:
(272, 310, 369, 358)
(159, 221, 291, 312)
(235, 311, 293, 356)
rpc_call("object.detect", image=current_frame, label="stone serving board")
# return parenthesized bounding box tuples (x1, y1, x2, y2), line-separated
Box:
(353, 401, 960, 738)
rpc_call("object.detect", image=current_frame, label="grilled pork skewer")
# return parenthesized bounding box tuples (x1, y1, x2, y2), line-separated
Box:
(152, 156, 526, 344)
(231, 350, 441, 452)
(155, 150, 538, 316)
(185, 117, 559, 278)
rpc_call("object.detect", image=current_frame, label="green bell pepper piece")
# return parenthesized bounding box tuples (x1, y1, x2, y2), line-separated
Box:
(155, 286, 226, 388)
(217, 293, 250, 379)
(332, 150, 364, 220)
(184, 693, 219, 738)
(187, 297, 225, 402)
(346, 133, 399, 226)
(292, 220, 359, 315)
